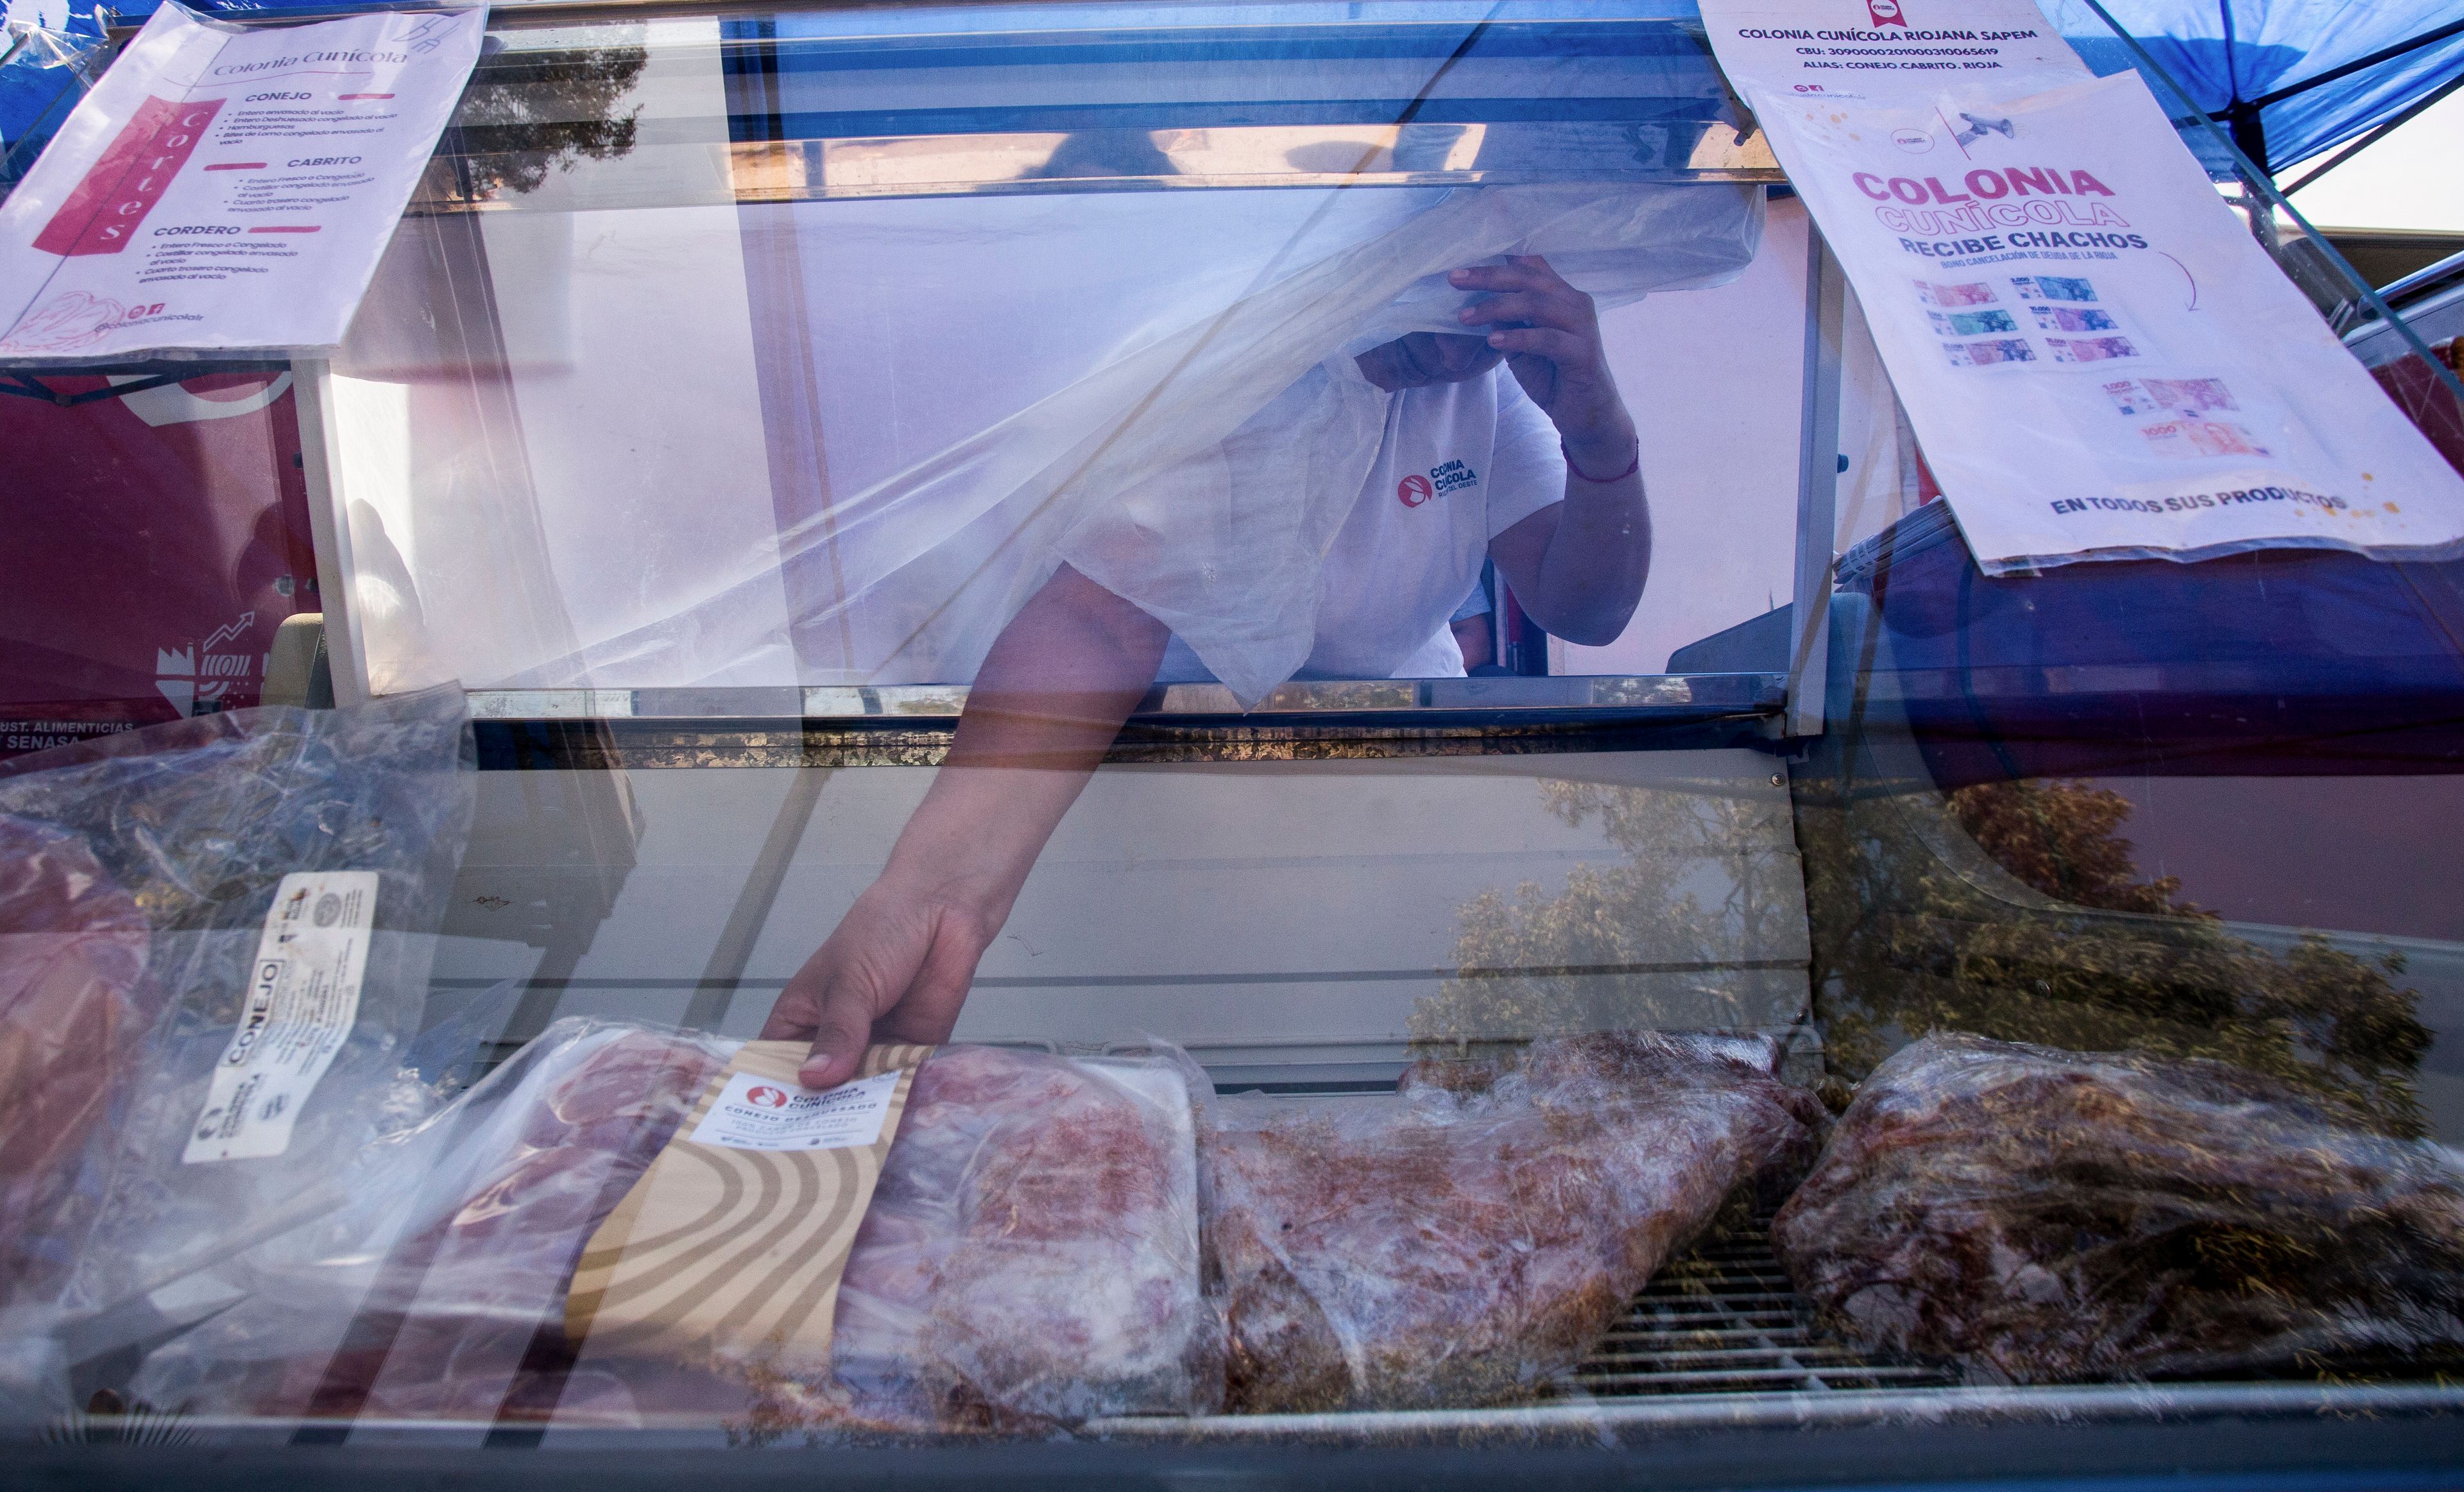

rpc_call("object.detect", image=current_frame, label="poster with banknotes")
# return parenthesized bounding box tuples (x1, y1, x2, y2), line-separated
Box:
(0, 1, 483, 361)
(1701, 0, 2464, 572)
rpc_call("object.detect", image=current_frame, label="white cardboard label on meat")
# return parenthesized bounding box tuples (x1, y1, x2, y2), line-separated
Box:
(0, 3, 484, 359)
(689, 1069, 901, 1152)
(183, 871, 377, 1164)
(1699, 0, 2464, 572)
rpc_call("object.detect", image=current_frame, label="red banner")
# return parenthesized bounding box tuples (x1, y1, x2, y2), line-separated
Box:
(0, 369, 316, 760)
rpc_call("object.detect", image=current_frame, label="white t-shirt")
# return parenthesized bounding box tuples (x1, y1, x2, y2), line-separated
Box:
(1156, 368, 1564, 683)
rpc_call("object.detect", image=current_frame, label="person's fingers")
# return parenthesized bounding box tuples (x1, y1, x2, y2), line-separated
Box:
(757, 986, 817, 1040)
(1450, 255, 1578, 292)
(798, 972, 880, 1088)
(1448, 261, 1552, 293)
(1486, 326, 1589, 363)
(1505, 252, 1568, 286)
(1456, 290, 1543, 328)
(1457, 289, 1593, 335)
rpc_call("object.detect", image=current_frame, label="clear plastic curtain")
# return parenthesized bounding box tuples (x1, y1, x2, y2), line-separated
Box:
(429, 182, 1762, 703)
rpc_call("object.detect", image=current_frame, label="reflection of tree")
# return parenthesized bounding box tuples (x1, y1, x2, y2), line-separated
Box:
(425, 47, 649, 202)
(1408, 780, 1801, 1044)
(1799, 775, 2430, 1137)
(1950, 779, 2198, 916)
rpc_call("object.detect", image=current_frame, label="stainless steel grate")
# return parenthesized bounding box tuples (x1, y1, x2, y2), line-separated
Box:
(1573, 1213, 1964, 1399)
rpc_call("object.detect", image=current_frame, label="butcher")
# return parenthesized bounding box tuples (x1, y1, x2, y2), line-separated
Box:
(765, 255, 1652, 1088)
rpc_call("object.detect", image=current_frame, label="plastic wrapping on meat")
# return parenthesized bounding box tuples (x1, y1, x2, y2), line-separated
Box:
(1770, 1034, 2464, 1384)
(1208, 1031, 1827, 1412)
(137, 1024, 1215, 1431)
(828, 1043, 1215, 1427)
(0, 814, 155, 1307)
(0, 687, 475, 1322)
(130, 1022, 734, 1423)
(121, 1022, 718, 1420)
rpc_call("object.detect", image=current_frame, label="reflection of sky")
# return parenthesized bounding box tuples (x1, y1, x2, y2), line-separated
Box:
(2048, 1, 2464, 173)
(2085, 772, 2464, 943)
(2280, 87, 2464, 233)
(2015, 771, 2464, 1144)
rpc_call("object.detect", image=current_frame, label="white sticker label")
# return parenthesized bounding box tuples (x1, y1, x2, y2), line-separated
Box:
(183, 871, 377, 1165)
(689, 1069, 900, 1153)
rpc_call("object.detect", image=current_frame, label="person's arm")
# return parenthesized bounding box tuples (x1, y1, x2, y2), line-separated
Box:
(1451, 610, 1495, 671)
(761, 563, 1168, 1087)
(1451, 255, 1651, 646)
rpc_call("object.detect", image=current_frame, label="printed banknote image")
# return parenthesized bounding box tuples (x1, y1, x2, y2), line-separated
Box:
(2030, 305, 2119, 332)
(1929, 309, 2021, 336)
(2049, 336, 2138, 363)
(2144, 376, 2239, 413)
(2105, 377, 2239, 416)
(1946, 338, 2037, 368)
(2103, 379, 2157, 415)
(2141, 418, 2272, 459)
(1914, 279, 1999, 307)
(2010, 274, 2097, 302)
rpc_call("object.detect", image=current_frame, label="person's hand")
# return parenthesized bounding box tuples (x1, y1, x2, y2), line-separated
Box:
(1450, 254, 1636, 474)
(759, 877, 997, 1088)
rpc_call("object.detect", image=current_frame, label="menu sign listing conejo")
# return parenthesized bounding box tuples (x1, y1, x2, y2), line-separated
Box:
(0, 2, 484, 360)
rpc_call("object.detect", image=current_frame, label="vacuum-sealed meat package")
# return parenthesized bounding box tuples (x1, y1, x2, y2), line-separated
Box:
(1772, 1034, 2464, 1384)
(828, 1042, 1217, 1427)
(137, 1021, 1217, 1432)
(0, 689, 474, 1332)
(133, 1022, 738, 1423)
(0, 815, 155, 1306)
(1208, 1031, 1827, 1412)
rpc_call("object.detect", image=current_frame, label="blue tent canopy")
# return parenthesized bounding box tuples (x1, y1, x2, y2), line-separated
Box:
(6, 0, 2460, 185)
(2044, 0, 2464, 174)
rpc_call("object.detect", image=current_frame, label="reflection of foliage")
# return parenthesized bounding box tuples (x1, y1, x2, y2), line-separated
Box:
(1799, 775, 2430, 1137)
(425, 47, 649, 202)
(1950, 779, 2199, 917)
(1408, 780, 1801, 1045)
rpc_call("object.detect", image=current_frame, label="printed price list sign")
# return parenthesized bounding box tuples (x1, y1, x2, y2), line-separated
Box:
(0, 3, 483, 359)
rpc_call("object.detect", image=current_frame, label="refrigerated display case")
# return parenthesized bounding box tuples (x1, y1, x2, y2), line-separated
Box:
(8, 1, 2464, 1486)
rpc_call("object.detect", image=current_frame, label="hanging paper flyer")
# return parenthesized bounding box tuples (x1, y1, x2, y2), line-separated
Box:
(1699, 0, 2464, 572)
(0, 1, 484, 361)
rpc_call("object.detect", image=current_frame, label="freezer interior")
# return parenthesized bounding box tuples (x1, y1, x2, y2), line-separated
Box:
(8, 0, 2464, 1480)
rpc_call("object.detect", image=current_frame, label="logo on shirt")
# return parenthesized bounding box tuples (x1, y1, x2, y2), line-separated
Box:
(1399, 459, 1480, 508)
(1430, 458, 1480, 497)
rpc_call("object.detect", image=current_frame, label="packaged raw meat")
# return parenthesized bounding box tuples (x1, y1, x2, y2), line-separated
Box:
(828, 1042, 1217, 1428)
(0, 687, 475, 1326)
(135, 1022, 1217, 1432)
(1208, 1030, 1827, 1412)
(133, 1021, 738, 1423)
(0, 814, 155, 1307)
(1771, 1034, 2464, 1384)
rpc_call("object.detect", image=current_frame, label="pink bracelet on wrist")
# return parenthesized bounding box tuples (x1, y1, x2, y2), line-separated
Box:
(1561, 438, 1640, 484)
